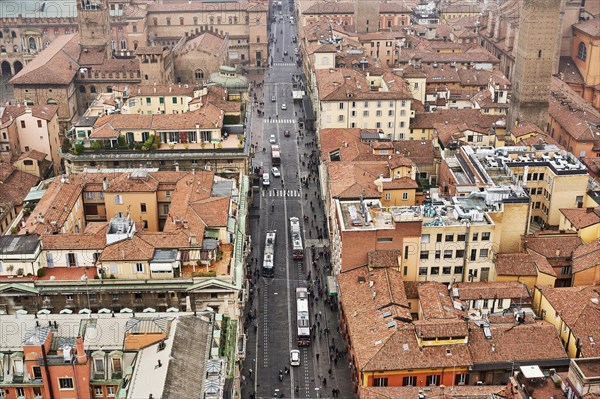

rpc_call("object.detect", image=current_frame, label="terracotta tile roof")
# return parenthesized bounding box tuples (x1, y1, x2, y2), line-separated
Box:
(381, 176, 418, 189)
(413, 319, 468, 339)
(572, 240, 600, 274)
(315, 68, 413, 101)
(89, 123, 119, 139)
(417, 282, 461, 320)
(362, 326, 472, 371)
(1, 105, 59, 126)
(403, 281, 420, 299)
(10, 34, 80, 85)
(18, 150, 47, 162)
(319, 128, 378, 162)
(582, 157, 600, 183)
(338, 266, 412, 371)
(525, 233, 582, 259)
(526, 249, 557, 277)
(99, 234, 155, 261)
(549, 77, 600, 142)
(327, 162, 386, 199)
(130, 84, 196, 97)
(137, 231, 190, 249)
(358, 385, 509, 399)
(510, 122, 544, 138)
(0, 163, 39, 211)
(560, 207, 600, 229)
(94, 114, 154, 130)
(468, 321, 568, 365)
(104, 173, 160, 193)
(573, 17, 600, 37)
(413, 109, 504, 134)
(453, 281, 531, 302)
(313, 43, 337, 53)
(387, 156, 413, 169)
(392, 139, 438, 166)
(181, 32, 226, 55)
(190, 196, 230, 227)
(147, 2, 256, 12)
(539, 285, 600, 357)
(367, 250, 401, 268)
(41, 233, 106, 250)
(495, 253, 537, 276)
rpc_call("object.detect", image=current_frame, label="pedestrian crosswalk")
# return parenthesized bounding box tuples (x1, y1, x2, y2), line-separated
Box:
(263, 189, 301, 197)
(273, 62, 296, 67)
(263, 119, 296, 124)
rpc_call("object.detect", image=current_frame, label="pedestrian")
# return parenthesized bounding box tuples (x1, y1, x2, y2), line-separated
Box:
(316, 353, 320, 361)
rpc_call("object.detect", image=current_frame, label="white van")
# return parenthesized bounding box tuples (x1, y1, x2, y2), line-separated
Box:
(262, 173, 270, 186)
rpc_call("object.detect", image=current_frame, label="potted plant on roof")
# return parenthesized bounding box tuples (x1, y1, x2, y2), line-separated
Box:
(16, 268, 24, 277)
(6, 265, 14, 278)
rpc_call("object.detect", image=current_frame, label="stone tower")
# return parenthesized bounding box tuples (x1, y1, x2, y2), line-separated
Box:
(354, 0, 380, 34)
(77, 0, 110, 50)
(507, 0, 561, 130)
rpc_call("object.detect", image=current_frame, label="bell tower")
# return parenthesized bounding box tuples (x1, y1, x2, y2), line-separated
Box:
(77, 0, 110, 50)
(507, 0, 561, 130)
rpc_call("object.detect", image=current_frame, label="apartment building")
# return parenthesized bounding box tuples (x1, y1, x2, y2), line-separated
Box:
(570, 17, 600, 110)
(0, 313, 226, 399)
(533, 285, 600, 358)
(494, 251, 557, 290)
(559, 207, 600, 244)
(299, 1, 412, 29)
(441, 145, 590, 228)
(0, 105, 61, 174)
(312, 68, 415, 141)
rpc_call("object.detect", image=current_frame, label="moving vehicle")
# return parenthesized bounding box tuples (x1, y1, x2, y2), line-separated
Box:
(271, 95, 276, 102)
(284, 50, 288, 56)
(290, 350, 300, 366)
(289, 217, 304, 260)
(262, 173, 270, 186)
(296, 287, 311, 346)
(269, 134, 276, 143)
(262, 231, 276, 277)
(281, 103, 287, 110)
(271, 145, 281, 166)
(271, 167, 281, 177)
(284, 130, 291, 137)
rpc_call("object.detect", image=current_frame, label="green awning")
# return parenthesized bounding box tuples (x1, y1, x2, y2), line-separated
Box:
(204, 230, 220, 239)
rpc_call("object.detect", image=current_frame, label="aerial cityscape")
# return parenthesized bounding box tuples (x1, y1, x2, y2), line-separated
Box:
(0, 0, 599, 397)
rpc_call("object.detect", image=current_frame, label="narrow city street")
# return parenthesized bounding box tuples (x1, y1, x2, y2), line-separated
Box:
(241, 1, 355, 398)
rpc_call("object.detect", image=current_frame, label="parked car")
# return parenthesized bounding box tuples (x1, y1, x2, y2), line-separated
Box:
(262, 173, 270, 186)
(271, 167, 281, 177)
(271, 95, 276, 102)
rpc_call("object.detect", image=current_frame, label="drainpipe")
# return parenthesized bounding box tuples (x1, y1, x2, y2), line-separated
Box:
(462, 220, 471, 283)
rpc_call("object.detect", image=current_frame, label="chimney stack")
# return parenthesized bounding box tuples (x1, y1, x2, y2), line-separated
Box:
(75, 336, 87, 364)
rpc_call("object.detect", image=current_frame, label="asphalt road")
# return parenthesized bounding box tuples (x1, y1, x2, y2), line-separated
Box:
(241, 1, 355, 398)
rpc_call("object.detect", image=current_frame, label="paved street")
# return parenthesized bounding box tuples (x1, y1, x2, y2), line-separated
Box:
(241, 1, 355, 398)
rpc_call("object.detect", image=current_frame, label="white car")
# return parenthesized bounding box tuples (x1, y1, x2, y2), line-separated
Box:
(281, 103, 287, 110)
(290, 350, 300, 366)
(271, 167, 281, 177)
(269, 134, 276, 144)
(262, 173, 270, 186)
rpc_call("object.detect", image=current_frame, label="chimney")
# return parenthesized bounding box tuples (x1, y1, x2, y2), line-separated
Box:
(586, 207, 594, 213)
(75, 336, 87, 364)
(555, 249, 561, 257)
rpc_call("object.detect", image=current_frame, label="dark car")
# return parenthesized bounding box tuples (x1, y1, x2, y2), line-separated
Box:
(284, 130, 290, 137)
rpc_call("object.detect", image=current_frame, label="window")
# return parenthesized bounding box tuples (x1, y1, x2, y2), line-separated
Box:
(33, 366, 42, 379)
(112, 357, 122, 373)
(404, 246, 409, 259)
(180, 17, 184, 25)
(442, 266, 451, 275)
(455, 266, 463, 275)
(114, 195, 123, 204)
(482, 232, 490, 241)
(166, 17, 171, 25)
(384, 192, 391, 201)
(402, 192, 409, 200)
(374, 377, 388, 387)
(577, 42, 587, 61)
(430, 267, 439, 275)
(59, 378, 74, 389)
(436, 234, 443, 242)
(141, 203, 147, 213)
(435, 250, 441, 259)
(363, 111, 369, 117)
(94, 358, 105, 373)
(107, 386, 115, 396)
(472, 233, 478, 241)
(338, 115, 344, 122)
(135, 263, 144, 273)
(457, 234, 466, 241)
(16, 388, 24, 397)
(456, 250, 465, 258)
(377, 237, 393, 242)
(376, 110, 382, 117)
(402, 376, 416, 386)
(455, 373, 467, 385)
(338, 102, 344, 110)
(95, 387, 103, 396)
(364, 101, 369, 107)
(445, 234, 454, 242)
(426, 375, 440, 386)
(0, 388, 4, 398)
(444, 250, 452, 259)
(20, 120, 26, 128)
(421, 234, 430, 244)
(166, 191, 171, 197)
(480, 249, 489, 258)
(419, 267, 428, 276)
(37, 120, 43, 128)
(420, 251, 429, 260)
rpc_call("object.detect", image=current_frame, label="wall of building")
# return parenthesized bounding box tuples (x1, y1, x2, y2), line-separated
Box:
(362, 367, 469, 387)
(104, 191, 159, 232)
(533, 288, 578, 358)
(488, 202, 530, 254)
(572, 266, 600, 286)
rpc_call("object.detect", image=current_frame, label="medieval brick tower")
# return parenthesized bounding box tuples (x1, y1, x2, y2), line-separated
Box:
(354, 0, 380, 34)
(508, 0, 561, 130)
(77, 0, 110, 50)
